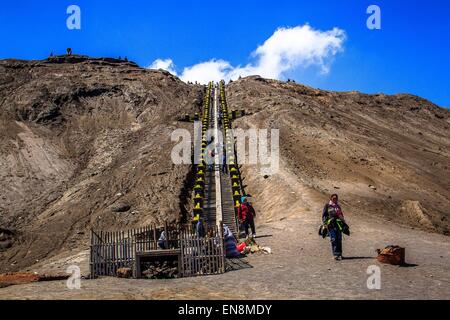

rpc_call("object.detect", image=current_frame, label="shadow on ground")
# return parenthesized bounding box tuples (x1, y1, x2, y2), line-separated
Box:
(342, 256, 374, 261)
(225, 258, 253, 273)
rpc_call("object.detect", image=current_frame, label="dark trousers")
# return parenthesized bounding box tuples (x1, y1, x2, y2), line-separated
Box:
(222, 164, 228, 174)
(243, 219, 256, 236)
(328, 228, 342, 256)
(158, 240, 167, 250)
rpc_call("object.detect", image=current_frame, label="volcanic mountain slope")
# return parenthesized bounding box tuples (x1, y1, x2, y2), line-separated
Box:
(226, 76, 450, 235)
(0, 56, 203, 272)
(1, 57, 449, 275)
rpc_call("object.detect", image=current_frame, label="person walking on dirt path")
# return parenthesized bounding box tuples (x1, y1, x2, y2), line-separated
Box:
(322, 194, 347, 260)
(238, 196, 256, 238)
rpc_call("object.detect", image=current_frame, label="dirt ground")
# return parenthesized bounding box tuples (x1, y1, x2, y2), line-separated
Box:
(0, 212, 448, 300)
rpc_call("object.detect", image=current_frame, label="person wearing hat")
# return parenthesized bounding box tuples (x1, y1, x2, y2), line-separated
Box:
(238, 196, 257, 238)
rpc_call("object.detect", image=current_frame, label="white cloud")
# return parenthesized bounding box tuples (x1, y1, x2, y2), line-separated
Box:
(149, 24, 346, 84)
(148, 58, 177, 75)
(180, 60, 232, 84)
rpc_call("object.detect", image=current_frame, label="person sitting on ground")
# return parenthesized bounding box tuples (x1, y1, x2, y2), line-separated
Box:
(238, 196, 257, 238)
(322, 193, 347, 261)
(223, 224, 241, 257)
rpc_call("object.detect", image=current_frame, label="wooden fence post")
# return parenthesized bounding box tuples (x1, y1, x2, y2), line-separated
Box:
(164, 221, 169, 249)
(220, 221, 225, 273)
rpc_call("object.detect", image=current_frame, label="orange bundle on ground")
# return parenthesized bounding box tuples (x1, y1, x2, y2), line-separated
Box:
(376, 245, 405, 265)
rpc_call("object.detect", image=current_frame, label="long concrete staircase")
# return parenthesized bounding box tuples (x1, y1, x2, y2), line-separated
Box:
(197, 82, 240, 236)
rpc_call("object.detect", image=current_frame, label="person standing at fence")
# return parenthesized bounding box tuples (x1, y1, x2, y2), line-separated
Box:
(238, 196, 257, 238)
(196, 217, 206, 238)
(157, 230, 168, 249)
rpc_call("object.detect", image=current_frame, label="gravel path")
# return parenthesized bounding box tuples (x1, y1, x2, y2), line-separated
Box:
(1, 213, 449, 300)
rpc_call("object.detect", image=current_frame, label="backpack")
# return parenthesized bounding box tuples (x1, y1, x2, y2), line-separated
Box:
(329, 218, 350, 236)
(239, 202, 254, 221)
(318, 224, 328, 238)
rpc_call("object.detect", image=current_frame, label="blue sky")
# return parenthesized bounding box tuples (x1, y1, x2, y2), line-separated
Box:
(1, 0, 449, 107)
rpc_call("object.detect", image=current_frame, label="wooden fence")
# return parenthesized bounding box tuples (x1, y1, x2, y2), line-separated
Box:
(90, 223, 225, 278)
(90, 223, 179, 277)
(179, 223, 225, 277)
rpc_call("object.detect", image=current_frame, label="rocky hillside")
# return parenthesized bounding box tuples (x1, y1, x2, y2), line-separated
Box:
(226, 76, 450, 235)
(0, 56, 203, 272)
(1, 58, 449, 274)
